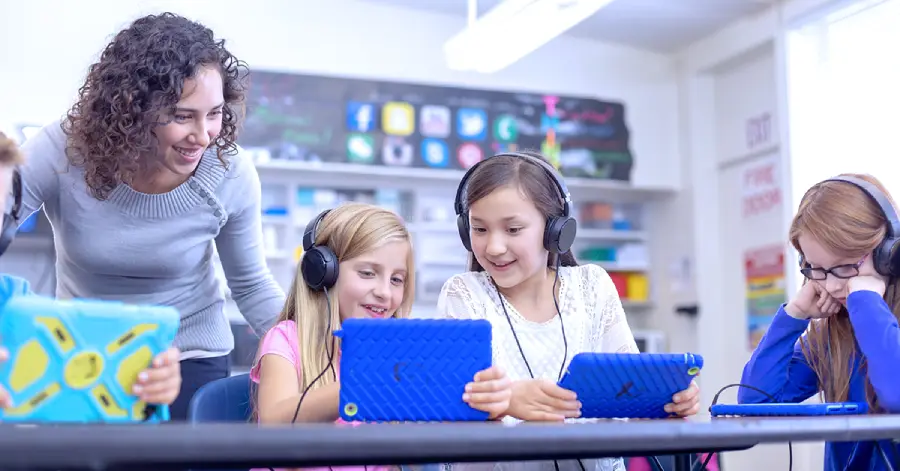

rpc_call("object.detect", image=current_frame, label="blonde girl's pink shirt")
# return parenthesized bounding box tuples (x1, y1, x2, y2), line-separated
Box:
(250, 320, 392, 471)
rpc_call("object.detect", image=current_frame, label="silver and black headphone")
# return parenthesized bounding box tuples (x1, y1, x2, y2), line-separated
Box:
(811, 175, 900, 277)
(0, 169, 22, 256)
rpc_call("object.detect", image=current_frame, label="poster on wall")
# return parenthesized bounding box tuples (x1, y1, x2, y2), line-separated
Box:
(745, 244, 787, 349)
(237, 71, 635, 181)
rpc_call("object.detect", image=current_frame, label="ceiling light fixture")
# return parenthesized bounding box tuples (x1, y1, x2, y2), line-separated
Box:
(444, 0, 615, 74)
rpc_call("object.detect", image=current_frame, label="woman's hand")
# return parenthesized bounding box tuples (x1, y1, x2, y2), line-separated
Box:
(0, 347, 10, 408)
(505, 379, 581, 422)
(463, 366, 512, 419)
(665, 380, 700, 417)
(785, 281, 841, 320)
(849, 255, 887, 297)
(133, 347, 182, 405)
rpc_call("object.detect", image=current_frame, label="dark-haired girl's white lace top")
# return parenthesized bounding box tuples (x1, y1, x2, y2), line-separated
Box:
(437, 264, 639, 471)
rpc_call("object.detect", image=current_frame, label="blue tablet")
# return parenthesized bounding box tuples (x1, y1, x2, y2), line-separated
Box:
(0, 295, 179, 423)
(334, 318, 492, 423)
(558, 352, 703, 419)
(710, 402, 868, 417)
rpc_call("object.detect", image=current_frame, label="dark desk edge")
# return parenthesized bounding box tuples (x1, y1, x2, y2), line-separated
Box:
(1, 417, 899, 469)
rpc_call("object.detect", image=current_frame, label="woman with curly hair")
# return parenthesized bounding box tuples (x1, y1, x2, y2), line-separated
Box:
(0, 131, 184, 412)
(16, 12, 285, 420)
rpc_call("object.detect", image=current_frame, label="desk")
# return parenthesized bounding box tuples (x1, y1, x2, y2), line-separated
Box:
(0, 417, 899, 470)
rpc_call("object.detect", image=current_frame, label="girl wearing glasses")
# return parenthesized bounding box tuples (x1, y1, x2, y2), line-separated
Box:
(739, 173, 900, 470)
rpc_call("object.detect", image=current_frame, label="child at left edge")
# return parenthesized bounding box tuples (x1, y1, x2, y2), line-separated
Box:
(0, 131, 183, 412)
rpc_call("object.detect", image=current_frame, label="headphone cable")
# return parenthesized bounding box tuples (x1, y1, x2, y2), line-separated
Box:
(495, 257, 666, 471)
(875, 441, 896, 471)
(495, 261, 568, 382)
(269, 288, 338, 471)
(291, 285, 337, 424)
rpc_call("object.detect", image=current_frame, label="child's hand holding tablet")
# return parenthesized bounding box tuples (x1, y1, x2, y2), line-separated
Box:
(462, 365, 512, 420)
(505, 379, 582, 422)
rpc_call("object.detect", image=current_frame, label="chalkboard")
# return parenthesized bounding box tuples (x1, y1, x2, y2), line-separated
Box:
(239, 71, 634, 181)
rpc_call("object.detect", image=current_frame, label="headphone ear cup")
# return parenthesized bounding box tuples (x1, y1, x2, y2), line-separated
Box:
(544, 216, 578, 254)
(877, 238, 900, 277)
(457, 214, 472, 252)
(300, 246, 339, 291)
(0, 216, 16, 257)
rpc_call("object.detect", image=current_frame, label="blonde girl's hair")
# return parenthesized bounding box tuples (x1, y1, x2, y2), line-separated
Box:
(277, 202, 415, 392)
(0, 132, 25, 166)
(790, 173, 899, 412)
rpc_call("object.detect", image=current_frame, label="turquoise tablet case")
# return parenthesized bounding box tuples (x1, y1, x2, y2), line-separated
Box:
(558, 352, 704, 419)
(335, 318, 492, 422)
(0, 295, 179, 423)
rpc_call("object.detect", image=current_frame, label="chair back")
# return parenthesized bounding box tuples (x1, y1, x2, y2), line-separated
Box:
(187, 373, 253, 423)
(187, 374, 253, 471)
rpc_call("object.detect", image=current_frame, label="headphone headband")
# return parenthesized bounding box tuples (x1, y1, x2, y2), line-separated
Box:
(812, 175, 900, 277)
(453, 152, 572, 217)
(302, 209, 331, 252)
(823, 176, 900, 238)
(453, 152, 577, 255)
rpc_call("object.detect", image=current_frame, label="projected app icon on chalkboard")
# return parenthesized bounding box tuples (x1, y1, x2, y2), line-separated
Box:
(493, 114, 518, 143)
(346, 102, 376, 132)
(422, 138, 449, 168)
(420, 105, 451, 138)
(457, 143, 484, 169)
(382, 102, 415, 136)
(457, 108, 487, 141)
(346, 133, 375, 164)
(383, 137, 414, 167)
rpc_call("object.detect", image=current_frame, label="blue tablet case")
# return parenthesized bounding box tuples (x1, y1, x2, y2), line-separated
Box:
(0, 295, 180, 423)
(558, 352, 703, 419)
(710, 402, 868, 417)
(334, 318, 492, 423)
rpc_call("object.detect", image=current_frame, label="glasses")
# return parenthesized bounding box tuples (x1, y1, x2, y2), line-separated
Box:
(800, 257, 866, 281)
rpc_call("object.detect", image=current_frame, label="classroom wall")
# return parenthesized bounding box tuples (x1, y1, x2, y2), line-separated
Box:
(0, 0, 680, 190)
(0, 0, 690, 349)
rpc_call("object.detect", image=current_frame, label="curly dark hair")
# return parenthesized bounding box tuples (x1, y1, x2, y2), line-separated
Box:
(62, 12, 250, 200)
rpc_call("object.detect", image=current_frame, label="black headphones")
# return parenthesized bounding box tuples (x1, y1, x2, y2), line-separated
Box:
(820, 175, 900, 277)
(300, 209, 339, 291)
(454, 152, 577, 254)
(0, 169, 22, 257)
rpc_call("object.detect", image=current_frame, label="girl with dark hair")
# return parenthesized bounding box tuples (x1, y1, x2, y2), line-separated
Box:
(740, 173, 900, 470)
(439, 151, 700, 471)
(16, 12, 285, 420)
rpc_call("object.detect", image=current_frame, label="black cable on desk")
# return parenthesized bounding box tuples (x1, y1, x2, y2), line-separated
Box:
(700, 384, 791, 471)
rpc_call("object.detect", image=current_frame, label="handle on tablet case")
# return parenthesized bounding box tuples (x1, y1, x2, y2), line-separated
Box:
(685, 353, 702, 376)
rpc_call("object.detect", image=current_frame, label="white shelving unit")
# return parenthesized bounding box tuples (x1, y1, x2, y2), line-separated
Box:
(231, 160, 674, 351)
